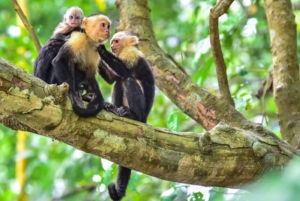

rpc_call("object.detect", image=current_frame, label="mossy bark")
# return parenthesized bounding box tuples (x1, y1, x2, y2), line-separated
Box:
(264, 0, 300, 149)
(0, 56, 297, 187)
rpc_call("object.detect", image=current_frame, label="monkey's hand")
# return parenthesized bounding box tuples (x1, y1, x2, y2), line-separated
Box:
(117, 106, 137, 119)
(104, 102, 119, 115)
(97, 44, 107, 54)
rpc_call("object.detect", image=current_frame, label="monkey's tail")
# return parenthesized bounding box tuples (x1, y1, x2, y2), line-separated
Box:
(72, 96, 104, 117)
(108, 166, 131, 201)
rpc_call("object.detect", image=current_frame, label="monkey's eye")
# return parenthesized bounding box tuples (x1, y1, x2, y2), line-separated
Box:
(108, 25, 110, 29)
(76, 16, 80, 20)
(70, 16, 74, 20)
(101, 23, 105, 27)
(115, 40, 119, 43)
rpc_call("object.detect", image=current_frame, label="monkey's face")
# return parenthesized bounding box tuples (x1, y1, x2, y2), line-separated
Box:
(83, 15, 111, 44)
(65, 11, 83, 27)
(110, 36, 125, 56)
(110, 32, 139, 56)
(98, 20, 111, 40)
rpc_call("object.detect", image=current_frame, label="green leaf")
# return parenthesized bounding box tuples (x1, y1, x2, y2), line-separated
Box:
(208, 187, 225, 201)
(195, 57, 214, 86)
(188, 191, 205, 201)
(160, 188, 177, 201)
(167, 112, 179, 131)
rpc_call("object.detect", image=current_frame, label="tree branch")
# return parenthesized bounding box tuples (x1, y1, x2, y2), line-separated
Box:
(10, 0, 41, 51)
(209, 0, 235, 107)
(0, 56, 297, 187)
(264, 0, 300, 149)
(114, 0, 278, 141)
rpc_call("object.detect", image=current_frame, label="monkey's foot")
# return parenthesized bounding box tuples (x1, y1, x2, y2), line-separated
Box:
(117, 106, 137, 119)
(108, 183, 123, 201)
(117, 106, 130, 116)
(104, 102, 119, 115)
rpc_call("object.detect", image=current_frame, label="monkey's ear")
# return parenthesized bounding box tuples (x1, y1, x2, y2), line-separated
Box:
(82, 18, 88, 28)
(129, 36, 139, 46)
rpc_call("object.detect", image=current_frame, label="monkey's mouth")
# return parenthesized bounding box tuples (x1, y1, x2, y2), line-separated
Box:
(111, 48, 117, 53)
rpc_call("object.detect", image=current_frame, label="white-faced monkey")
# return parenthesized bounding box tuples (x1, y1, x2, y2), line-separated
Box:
(34, 14, 117, 117)
(98, 31, 155, 200)
(52, 6, 84, 38)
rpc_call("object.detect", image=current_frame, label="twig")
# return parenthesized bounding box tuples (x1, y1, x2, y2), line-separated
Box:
(52, 184, 97, 201)
(210, 0, 235, 106)
(10, 0, 41, 51)
(166, 53, 188, 75)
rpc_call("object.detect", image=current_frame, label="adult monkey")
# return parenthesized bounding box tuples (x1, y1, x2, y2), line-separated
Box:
(34, 14, 117, 117)
(98, 31, 155, 200)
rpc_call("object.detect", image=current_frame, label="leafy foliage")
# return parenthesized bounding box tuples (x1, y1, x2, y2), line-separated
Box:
(1, 0, 300, 200)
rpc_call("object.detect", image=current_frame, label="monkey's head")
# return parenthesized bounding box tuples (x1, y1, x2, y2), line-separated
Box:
(110, 31, 139, 56)
(64, 6, 84, 28)
(82, 14, 111, 44)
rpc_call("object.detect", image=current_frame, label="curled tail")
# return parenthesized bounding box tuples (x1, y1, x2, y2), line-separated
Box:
(108, 166, 131, 201)
(70, 94, 104, 117)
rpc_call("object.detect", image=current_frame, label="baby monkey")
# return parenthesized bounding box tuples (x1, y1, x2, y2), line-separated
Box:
(52, 6, 84, 38)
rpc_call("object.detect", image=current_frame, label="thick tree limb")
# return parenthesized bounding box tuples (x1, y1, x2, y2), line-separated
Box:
(264, 0, 300, 149)
(0, 55, 297, 187)
(210, 0, 235, 107)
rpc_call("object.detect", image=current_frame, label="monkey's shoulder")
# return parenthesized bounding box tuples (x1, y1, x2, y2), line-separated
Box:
(118, 47, 143, 67)
(66, 32, 87, 50)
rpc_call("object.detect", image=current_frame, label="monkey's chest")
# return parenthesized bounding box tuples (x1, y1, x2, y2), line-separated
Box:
(75, 48, 99, 76)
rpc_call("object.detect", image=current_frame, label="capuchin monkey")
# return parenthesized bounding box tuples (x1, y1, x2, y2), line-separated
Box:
(34, 14, 117, 117)
(52, 6, 84, 38)
(98, 31, 155, 201)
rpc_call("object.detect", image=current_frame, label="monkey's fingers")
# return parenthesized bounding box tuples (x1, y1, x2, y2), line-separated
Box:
(117, 106, 138, 120)
(104, 102, 119, 115)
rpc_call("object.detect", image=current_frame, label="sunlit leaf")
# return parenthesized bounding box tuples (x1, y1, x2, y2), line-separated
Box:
(160, 188, 177, 201)
(167, 112, 179, 131)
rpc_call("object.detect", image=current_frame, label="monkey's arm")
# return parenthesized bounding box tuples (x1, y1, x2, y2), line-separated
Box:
(98, 59, 118, 84)
(97, 45, 132, 79)
(51, 46, 85, 112)
(34, 38, 66, 83)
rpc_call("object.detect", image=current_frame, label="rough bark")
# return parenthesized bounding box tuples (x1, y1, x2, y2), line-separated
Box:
(210, 0, 235, 107)
(1, 0, 299, 189)
(264, 0, 300, 149)
(0, 54, 297, 187)
(114, 0, 296, 149)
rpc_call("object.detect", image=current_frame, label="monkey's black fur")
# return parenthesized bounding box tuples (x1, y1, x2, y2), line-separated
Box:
(34, 30, 117, 117)
(98, 44, 155, 201)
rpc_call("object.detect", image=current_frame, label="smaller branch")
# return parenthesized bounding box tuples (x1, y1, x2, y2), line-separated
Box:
(210, 0, 235, 106)
(10, 0, 41, 51)
(165, 53, 188, 75)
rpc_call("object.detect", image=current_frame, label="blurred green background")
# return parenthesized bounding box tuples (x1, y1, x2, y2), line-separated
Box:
(1, 0, 300, 200)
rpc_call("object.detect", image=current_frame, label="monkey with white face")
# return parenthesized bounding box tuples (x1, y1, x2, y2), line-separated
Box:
(98, 31, 155, 200)
(35, 14, 118, 117)
(52, 6, 84, 38)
